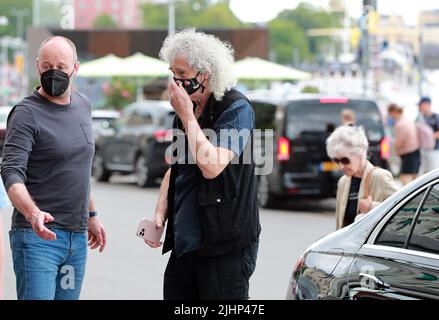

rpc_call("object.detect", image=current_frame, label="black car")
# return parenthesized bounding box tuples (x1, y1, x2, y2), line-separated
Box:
(92, 109, 121, 142)
(92, 100, 174, 187)
(287, 169, 439, 300)
(247, 92, 390, 208)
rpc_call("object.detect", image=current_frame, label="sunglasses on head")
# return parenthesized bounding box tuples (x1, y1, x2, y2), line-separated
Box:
(333, 157, 351, 165)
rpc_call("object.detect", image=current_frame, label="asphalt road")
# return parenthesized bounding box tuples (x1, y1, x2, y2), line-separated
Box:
(1, 175, 335, 300)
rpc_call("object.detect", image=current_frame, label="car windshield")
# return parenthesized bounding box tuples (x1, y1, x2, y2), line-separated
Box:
(286, 100, 384, 141)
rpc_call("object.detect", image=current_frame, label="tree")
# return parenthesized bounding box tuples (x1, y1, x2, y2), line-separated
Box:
(142, 0, 246, 29)
(93, 14, 118, 29)
(0, 0, 33, 39)
(275, 3, 342, 59)
(102, 78, 136, 111)
(268, 19, 309, 65)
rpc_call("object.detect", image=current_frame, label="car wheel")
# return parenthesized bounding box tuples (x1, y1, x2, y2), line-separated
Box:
(92, 154, 111, 182)
(258, 175, 277, 208)
(135, 155, 153, 187)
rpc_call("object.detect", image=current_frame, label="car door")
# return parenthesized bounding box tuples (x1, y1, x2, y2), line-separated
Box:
(347, 180, 439, 300)
(103, 108, 139, 170)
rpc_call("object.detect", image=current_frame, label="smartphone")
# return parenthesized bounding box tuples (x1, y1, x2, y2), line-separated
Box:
(136, 218, 164, 243)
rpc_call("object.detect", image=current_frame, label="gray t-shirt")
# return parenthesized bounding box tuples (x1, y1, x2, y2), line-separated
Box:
(1, 89, 95, 232)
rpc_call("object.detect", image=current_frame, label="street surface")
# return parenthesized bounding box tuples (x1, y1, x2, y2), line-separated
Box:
(1, 175, 335, 300)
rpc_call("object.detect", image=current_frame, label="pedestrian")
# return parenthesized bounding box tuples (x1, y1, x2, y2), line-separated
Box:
(340, 108, 356, 126)
(145, 29, 260, 300)
(0, 177, 10, 300)
(418, 96, 439, 173)
(387, 103, 421, 185)
(326, 125, 398, 230)
(1, 36, 106, 300)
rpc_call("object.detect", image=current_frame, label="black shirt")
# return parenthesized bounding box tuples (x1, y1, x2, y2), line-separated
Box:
(344, 177, 362, 227)
(1, 89, 95, 232)
(173, 98, 254, 257)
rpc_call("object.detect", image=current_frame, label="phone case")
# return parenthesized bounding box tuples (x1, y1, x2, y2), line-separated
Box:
(136, 218, 164, 243)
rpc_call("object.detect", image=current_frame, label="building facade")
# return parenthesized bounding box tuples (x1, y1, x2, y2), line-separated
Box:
(73, 0, 141, 29)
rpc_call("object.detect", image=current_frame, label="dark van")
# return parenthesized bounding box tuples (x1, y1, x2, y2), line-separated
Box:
(248, 92, 389, 208)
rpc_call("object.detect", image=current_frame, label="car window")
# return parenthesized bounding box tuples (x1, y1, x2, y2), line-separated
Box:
(127, 111, 153, 126)
(407, 183, 439, 255)
(158, 111, 175, 128)
(375, 191, 426, 248)
(286, 100, 384, 141)
(252, 102, 276, 130)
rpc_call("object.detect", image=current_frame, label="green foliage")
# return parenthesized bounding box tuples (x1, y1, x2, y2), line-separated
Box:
(102, 78, 136, 111)
(272, 2, 342, 62)
(267, 19, 309, 65)
(141, 0, 342, 64)
(142, 0, 246, 29)
(301, 85, 320, 93)
(0, 0, 33, 39)
(93, 14, 118, 29)
(142, 3, 168, 29)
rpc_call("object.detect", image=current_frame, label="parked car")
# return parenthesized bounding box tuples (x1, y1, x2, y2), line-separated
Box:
(247, 92, 390, 208)
(0, 106, 13, 160)
(92, 109, 120, 142)
(286, 169, 439, 300)
(92, 100, 174, 187)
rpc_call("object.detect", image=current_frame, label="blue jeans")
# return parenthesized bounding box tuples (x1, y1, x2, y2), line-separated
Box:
(9, 228, 87, 300)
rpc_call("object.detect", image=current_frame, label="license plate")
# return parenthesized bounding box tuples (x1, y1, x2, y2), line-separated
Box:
(320, 161, 338, 172)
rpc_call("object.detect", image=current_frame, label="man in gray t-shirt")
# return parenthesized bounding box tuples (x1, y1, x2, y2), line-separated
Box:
(0, 36, 106, 300)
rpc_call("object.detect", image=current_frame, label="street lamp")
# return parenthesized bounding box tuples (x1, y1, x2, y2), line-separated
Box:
(11, 8, 30, 39)
(168, 0, 175, 36)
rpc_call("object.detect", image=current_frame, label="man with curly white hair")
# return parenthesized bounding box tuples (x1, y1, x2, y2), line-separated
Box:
(326, 125, 398, 230)
(145, 29, 260, 300)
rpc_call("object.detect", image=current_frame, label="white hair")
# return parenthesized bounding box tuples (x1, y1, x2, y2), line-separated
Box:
(159, 28, 237, 101)
(326, 125, 369, 159)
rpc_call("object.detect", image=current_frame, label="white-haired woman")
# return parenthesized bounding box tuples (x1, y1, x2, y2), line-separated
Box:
(146, 29, 260, 300)
(326, 126, 398, 230)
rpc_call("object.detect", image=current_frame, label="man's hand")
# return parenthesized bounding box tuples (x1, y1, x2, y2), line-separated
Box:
(88, 216, 106, 253)
(168, 80, 194, 121)
(358, 195, 373, 214)
(27, 210, 57, 240)
(144, 213, 166, 249)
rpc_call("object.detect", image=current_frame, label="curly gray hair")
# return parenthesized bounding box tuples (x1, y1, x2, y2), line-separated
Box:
(159, 28, 237, 101)
(326, 125, 369, 159)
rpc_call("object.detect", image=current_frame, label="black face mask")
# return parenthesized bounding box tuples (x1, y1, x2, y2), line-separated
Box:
(173, 71, 205, 95)
(39, 67, 75, 97)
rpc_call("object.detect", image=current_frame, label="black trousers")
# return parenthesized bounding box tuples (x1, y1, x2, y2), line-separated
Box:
(163, 240, 259, 300)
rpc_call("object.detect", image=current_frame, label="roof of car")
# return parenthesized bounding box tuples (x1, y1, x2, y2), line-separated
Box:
(245, 90, 376, 105)
(92, 109, 120, 119)
(124, 99, 173, 114)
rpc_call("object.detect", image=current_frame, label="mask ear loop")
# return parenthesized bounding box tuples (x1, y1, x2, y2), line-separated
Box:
(198, 72, 206, 94)
(69, 60, 78, 78)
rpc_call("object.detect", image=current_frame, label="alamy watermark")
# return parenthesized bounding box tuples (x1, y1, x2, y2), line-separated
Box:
(60, 265, 75, 290)
(165, 121, 275, 175)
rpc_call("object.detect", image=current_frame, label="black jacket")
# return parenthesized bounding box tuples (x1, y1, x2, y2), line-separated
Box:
(163, 89, 261, 256)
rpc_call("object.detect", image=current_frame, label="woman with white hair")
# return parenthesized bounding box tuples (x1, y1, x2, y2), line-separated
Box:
(145, 29, 260, 300)
(326, 126, 398, 230)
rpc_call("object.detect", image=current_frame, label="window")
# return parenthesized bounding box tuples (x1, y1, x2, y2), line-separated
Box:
(127, 111, 153, 126)
(375, 191, 426, 248)
(286, 100, 384, 141)
(408, 184, 439, 255)
(252, 103, 276, 130)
